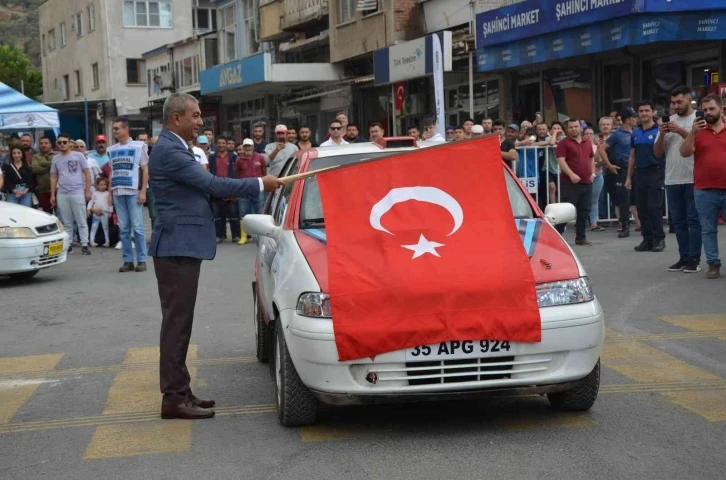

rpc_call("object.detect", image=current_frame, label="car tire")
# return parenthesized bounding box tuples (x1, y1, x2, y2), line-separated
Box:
(253, 289, 272, 363)
(274, 320, 318, 427)
(547, 359, 600, 411)
(9, 270, 39, 280)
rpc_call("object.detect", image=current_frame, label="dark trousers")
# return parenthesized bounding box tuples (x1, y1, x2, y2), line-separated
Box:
(558, 181, 593, 242)
(37, 191, 53, 214)
(604, 167, 630, 230)
(154, 256, 203, 406)
(147, 186, 157, 230)
(634, 166, 666, 243)
(212, 198, 240, 239)
(666, 184, 701, 261)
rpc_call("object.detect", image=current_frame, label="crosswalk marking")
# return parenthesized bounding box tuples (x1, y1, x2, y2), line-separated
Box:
(0, 354, 64, 424)
(661, 314, 726, 341)
(83, 346, 198, 460)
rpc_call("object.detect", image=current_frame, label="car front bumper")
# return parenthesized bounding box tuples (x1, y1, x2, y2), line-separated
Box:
(0, 232, 69, 274)
(280, 300, 604, 403)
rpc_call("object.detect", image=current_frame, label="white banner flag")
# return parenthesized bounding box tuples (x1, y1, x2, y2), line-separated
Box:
(432, 33, 445, 139)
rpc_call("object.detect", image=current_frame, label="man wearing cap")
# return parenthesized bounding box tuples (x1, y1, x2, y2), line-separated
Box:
(264, 125, 299, 177)
(493, 120, 517, 167)
(235, 139, 267, 244)
(597, 107, 638, 237)
(88, 135, 110, 168)
(191, 136, 210, 171)
(471, 125, 485, 137)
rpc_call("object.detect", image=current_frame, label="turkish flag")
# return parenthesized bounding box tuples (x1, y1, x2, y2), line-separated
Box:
(394, 82, 405, 114)
(317, 137, 542, 361)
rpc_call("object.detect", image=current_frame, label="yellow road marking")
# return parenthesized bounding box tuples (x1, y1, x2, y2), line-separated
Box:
(661, 314, 726, 332)
(0, 354, 63, 424)
(663, 390, 726, 422)
(83, 346, 198, 460)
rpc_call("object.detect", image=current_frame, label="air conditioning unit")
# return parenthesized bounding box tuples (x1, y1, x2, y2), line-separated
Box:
(403, 94, 424, 116)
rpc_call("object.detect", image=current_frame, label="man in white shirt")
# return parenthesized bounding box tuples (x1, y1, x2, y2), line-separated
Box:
(263, 124, 299, 177)
(653, 85, 701, 273)
(320, 119, 350, 147)
(190, 135, 210, 171)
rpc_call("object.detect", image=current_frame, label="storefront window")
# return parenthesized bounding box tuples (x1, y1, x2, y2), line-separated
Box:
(445, 79, 499, 126)
(603, 63, 631, 115)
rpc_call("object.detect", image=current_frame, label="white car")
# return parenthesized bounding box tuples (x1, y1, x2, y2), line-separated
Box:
(244, 139, 604, 426)
(0, 201, 68, 279)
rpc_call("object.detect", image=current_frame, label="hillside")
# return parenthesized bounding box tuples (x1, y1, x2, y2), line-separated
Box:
(0, 0, 44, 67)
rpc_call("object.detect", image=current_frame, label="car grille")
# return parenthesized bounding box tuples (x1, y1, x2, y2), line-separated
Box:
(356, 356, 553, 387)
(35, 223, 59, 235)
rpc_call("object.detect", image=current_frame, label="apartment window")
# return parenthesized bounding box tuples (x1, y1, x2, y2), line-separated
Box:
(123, 1, 173, 27)
(126, 59, 147, 84)
(87, 4, 96, 32)
(60, 23, 66, 47)
(74, 12, 84, 37)
(193, 7, 217, 32)
(74, 70, 82, 95)
(42, 34, 46, 56)
(218, 4, 236, 63)
(62, 74, 70, 99)
(49, 29, 56, 50)
(339, 0, 356, 23)
(243, 0, 259, 56)
(92, 63, 99, 90)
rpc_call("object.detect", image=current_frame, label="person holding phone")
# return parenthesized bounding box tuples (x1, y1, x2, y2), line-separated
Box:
(654, 86, 701, 274)
(680, 95, 726, 279)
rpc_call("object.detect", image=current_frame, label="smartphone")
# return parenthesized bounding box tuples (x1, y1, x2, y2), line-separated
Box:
(696, 110, 705, 121)
(526, 127, 535, 136)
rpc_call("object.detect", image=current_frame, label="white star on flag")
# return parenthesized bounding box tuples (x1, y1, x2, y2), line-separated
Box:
(402, 234, 445, 259)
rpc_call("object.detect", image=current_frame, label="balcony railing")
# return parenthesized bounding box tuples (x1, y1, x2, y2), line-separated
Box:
(281, 0, 328, 30)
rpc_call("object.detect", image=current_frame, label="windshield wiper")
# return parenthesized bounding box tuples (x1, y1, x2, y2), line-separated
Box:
(301, 218, 325, 226)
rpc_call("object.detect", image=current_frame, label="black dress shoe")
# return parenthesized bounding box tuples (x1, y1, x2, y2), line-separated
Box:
(651, 240, 666, 252)
(634, 241, 653, 252)
(161, 402, 215, 420)
(119, 262, 135, 272)
(618, 230, 630, 238)
(135, 262, 147, 272)
(190, 396, 215, 409)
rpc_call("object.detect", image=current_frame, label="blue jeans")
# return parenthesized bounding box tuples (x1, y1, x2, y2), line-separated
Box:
(239, 192, 266, 218)
(6, 191, 32, 207)
(694, 189, 726, 267)
(589, 173, 605, 225)
(114, 193, 147, 263)
(666, 184, 701, 262)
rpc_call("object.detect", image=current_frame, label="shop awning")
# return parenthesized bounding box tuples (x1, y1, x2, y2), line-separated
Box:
(0, 82, 60, 131)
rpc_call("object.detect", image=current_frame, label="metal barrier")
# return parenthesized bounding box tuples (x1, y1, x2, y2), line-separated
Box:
(511, 145, 670, 225)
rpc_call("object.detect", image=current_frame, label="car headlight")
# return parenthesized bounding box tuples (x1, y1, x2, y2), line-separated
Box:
(296, 292, 332, 318)
(0, 227, 37, 239)
(536, 277, 593, 308)
(56, 220, 65, 232)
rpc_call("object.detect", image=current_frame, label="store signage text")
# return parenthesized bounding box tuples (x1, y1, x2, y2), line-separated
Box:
(480, 9, 541, 39)
(219, 64, 243, 88)
(555, 0, 628, 22)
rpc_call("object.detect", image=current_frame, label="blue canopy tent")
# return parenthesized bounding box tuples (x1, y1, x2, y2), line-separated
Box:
(0, 82, 60, 136)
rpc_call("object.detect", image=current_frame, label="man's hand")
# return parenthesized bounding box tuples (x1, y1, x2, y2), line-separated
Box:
(659, 123, 670, 133)
(276, 142, 285, 151)
(85, 190, 92, 202)
(261, 175, 284, 192)
(15, 191, 23, 198)
(608, 164, 621, 175)
(569, 173, 581, 184)
(87, 210, 92, 217)
(138, 191, 146, 205)
(667, 122, 688, 136)
(625, 178, 632, 190)
(692, 119, 707, 133)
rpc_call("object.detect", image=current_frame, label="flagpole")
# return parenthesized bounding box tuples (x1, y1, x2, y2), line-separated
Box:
(278, 166, 338, 184)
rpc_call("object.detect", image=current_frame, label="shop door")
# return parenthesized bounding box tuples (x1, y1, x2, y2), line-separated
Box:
(516, 80, 541, 124)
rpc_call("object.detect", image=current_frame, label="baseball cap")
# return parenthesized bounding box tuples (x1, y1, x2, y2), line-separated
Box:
(196, 135, 209, 144)
(274, 124, 288, 133)
(471, 125, 484, 134)
(507, 124, 520, 132)
(95, 134, 107, 142)
(242, 138, 254, 146)
(446, 125, 455, 131)
(620, 108, 636, 120)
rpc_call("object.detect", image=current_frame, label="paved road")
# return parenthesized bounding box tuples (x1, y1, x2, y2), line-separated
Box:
(1, 226, 725, 480)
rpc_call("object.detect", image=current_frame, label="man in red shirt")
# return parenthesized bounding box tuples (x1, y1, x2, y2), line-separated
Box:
(235, 139, 267, 245)
(555, 118, 596, 245)
(680, 95, 726, 279)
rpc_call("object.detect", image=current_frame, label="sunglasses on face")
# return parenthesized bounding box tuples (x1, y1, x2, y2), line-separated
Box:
(57, 141, 69, 145)
(330, 126, 342, 130)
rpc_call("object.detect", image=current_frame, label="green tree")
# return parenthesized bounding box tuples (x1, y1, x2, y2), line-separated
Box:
(0, 43, 43, 99)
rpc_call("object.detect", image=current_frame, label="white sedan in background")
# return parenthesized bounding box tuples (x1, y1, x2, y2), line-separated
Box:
(0, 201, 68, 279)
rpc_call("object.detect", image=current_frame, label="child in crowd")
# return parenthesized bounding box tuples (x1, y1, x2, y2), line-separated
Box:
(87, 177, 112, 247)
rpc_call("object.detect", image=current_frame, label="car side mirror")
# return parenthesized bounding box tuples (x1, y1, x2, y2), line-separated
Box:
(242, 214, 281, 241)
(544, 203, 576, 226)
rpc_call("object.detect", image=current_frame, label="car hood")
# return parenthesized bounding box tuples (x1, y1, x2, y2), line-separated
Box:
(0, 201, 58, 229)
(294, 219, 580, 292)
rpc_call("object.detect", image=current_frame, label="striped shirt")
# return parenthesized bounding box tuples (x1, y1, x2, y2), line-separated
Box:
(656, 112, 695, 185)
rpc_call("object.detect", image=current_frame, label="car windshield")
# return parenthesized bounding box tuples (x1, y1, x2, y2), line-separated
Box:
(300, 157, 535, 227)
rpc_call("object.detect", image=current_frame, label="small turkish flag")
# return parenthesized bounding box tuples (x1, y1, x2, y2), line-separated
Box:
(317, 137, 542, 361)
(394, 82, 405, 114)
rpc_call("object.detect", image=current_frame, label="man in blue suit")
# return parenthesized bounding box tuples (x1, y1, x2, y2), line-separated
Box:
(149, 93, 282, 420)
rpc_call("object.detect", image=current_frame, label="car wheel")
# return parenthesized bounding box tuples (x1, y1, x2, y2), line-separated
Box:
(9, 270, 39, 280)
(547, 359, 600, 411)
(254, 291, 273, 363)
(274, 320, 318, 427)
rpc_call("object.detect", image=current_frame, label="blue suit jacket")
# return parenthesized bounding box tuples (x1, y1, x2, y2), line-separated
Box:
(149, 130, 261, 260)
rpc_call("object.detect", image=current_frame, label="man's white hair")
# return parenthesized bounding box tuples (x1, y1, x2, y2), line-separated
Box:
(162, 93, 198, 125)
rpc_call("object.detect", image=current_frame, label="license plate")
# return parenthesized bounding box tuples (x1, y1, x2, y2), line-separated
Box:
(405, 340, 515, 361)
(47, 241, 64, 256)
